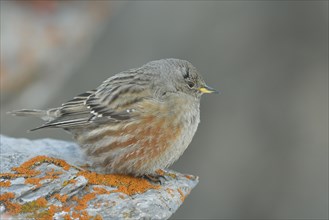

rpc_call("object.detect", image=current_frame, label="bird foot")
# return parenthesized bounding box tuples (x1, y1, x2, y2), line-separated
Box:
(143, 173, 168, 185)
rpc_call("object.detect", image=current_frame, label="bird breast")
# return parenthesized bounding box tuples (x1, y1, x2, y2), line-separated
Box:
(77, 93, 200, 175)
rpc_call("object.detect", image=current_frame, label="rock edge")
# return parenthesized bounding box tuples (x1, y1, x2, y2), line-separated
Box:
(0, 135, 198, 219)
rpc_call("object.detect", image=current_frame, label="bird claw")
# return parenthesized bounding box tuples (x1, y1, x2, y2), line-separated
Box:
(143, 174, 168, 185)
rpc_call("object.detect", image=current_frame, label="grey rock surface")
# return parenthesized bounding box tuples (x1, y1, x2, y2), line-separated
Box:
(0, 135, 198, 219)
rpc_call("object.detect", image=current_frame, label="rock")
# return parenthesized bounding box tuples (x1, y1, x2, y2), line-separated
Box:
(0, 135, 198, 219)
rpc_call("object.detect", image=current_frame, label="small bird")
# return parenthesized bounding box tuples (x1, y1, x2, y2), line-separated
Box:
(10, 59, 217, 177)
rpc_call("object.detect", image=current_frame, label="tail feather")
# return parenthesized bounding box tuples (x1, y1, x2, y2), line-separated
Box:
(9, 109, 46, 117)
(8, 109, 58, 132)
(9, 106, 91, 131)
(8, 109, 56, 122)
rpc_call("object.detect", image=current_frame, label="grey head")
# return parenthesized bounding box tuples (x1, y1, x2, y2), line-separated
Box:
(134, 59, 218, 98)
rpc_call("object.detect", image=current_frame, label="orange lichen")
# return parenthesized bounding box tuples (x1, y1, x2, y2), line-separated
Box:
(33, 211, 54, 220)
(0, 156, 74, 219)
(0, 192, 21, 215)
(0, 172, 35, 179)
(25, 177, 42, 187)
(11, 167, 40, 177)
(184, 174, 192, 180)
(20, 198, 48, 213)
(80, 210, 93, 220)
(12, 155, 70, 175)
(3, 156, 71, 185)
(62, 178, 77, 186)
(94, 214, 103, 220)
(93, 186, 111, 194)
(53, 193, 68, 203)
(72, 211, 80, 219)
(0, 155, 162, 219)
(177, 188, 185, 202)
(62, 205, 71, 212)
(63, 214, 71, 220)
(30, 204, 61, 220)
(0, 195, 54, 218)
(35, 198, 48, 207)
(4, 201, 22, 215)
(0, 193, 21, 215)
(166, 188, 175, 198)
(24, 169, 62, 188)
(0, 181, 11, 187)
(167, 172, 177, 179)
(48, 205, 59, 214)
(20, 199, 60, 220)
(0, 192, 15, 201)
(78, 170, 159, 196)
(75, 193, 96, 211)
(46, 169, 63, 175)
(69, 210, 94, 220)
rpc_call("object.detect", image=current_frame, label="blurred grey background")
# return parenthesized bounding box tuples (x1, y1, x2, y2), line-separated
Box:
(1, 1, 328, 219)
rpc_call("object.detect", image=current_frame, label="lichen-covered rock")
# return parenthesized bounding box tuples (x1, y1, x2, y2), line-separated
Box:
(0, 135, 198, 219)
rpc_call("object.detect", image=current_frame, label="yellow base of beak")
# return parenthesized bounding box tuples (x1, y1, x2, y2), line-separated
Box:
(199, 86, 219, 94)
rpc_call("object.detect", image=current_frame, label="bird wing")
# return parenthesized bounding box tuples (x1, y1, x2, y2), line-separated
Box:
(32, 71, 152, 130)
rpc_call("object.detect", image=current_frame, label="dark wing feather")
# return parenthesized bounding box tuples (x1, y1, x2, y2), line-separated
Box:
(30, 90, 96, 130)
(85, 74, 151, 120)
(36, 70, 152, 130)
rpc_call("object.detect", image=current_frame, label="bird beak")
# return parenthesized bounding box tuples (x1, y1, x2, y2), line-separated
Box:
(199, 85, 220, 94)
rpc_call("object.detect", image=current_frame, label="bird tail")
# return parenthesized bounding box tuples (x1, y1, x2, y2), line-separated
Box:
(8, 109, 57, 122)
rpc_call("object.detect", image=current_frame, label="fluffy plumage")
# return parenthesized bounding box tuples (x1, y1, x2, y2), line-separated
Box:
(10, 59, 217, 176)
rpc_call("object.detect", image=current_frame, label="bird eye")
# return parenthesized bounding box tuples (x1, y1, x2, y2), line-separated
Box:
(187, 81, 195, 88)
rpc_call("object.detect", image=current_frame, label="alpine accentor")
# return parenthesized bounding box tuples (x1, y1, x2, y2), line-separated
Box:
(11, 59, 217, 176)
